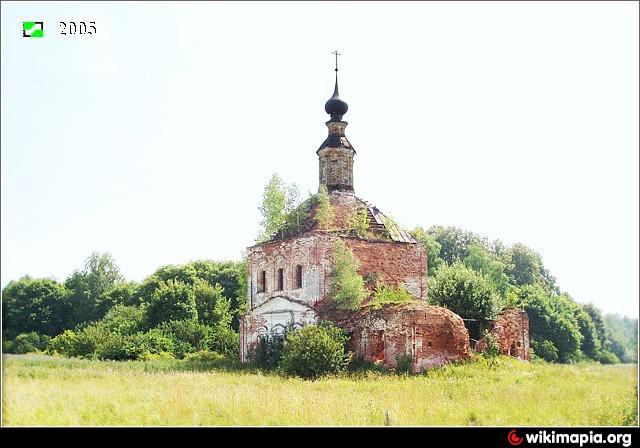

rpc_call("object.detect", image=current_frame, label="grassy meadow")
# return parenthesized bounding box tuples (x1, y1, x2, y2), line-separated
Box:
(2, 354, 637, 426)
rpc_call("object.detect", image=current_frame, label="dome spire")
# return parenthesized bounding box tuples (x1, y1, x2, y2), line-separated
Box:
(325, 50, 348, 121)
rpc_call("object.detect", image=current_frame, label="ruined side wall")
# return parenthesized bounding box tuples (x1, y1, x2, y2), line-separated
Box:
(475, 308, 530, 361)
(343, 238, 427, 300)
(327, 303, 470, 373)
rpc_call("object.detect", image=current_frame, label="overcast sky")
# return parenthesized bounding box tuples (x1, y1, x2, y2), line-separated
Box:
(1, 1, 638, 317)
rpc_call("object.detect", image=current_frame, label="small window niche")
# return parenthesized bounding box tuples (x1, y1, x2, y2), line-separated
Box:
(257, 270, 266, 294)
(295, 265, 303, 289)
(277, 268, 284, 291)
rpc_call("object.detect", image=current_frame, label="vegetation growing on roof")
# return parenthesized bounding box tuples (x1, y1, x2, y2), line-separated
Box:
(314, 185, 336, 231)
(256, 175, 341, 241)
(380, 214, 401, 240)
(257, 173, 301, 243)
(347, 207, 370, 238)
(367, 283, 413, 309)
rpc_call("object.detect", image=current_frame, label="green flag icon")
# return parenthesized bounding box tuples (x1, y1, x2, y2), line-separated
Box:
(23, 22, 44, 38)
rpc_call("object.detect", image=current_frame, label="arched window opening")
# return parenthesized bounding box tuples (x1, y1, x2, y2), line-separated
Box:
(277, 268, 284, 291)
(295, 265, 303, 289)
(257, 270, 266, 293)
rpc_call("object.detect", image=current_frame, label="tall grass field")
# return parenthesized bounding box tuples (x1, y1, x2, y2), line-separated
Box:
(2, 354, 637, 426)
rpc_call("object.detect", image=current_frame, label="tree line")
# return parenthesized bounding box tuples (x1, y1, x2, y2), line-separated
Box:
(2, 252, 247, 360)
(413, 225, 637, 364)
(2, 174, 637, 366)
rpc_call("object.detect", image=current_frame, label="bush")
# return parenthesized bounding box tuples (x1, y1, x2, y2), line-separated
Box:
(279, 322, 352, 379)
(481, 330, 501, 367)
(100, 305, 145, 335)
(205, 325, 239, 358)
(97, 332, 148, 360)
(252, 334, 286, 370)
(369, 283, 413, 308)
(4, 332, 50, 354)
(347, 358, 390, 375)
(329, 240, 366, 310)
(157, 319, 211, 358)
(599, 350, 620, 365)
(314, 184, 335, 231)
(47, 330, 77, 356)
(143, 328, 175, 355)
(156, 319, 239, 359)
(395, 354, 413, 374)
(145, 280, 198, 329)
(531, 339, 559, 363)
(69, 323, 110, 358)
(519, 286, 582, 362)
(182, 350, 235, 369)
(140, 351, 175, 361)
(2, 339, 14, 354)
(429, 262, 500, 320)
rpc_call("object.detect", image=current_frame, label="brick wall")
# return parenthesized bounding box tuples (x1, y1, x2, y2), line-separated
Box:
(475, 308, 530, 361)
(325, 302, 471, 372)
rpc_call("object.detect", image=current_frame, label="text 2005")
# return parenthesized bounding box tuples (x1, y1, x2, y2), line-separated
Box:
(59, 21, 96, 35)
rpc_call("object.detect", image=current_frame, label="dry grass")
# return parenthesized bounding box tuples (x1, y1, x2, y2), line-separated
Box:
(2, 354, 637, 426)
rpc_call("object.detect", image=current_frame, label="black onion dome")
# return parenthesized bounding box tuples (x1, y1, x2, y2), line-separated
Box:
(324, 75, 348, 121)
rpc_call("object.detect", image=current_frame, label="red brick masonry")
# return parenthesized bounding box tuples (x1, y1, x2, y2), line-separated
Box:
(326, 302, 471, 373)
(475, 308, 530, 361)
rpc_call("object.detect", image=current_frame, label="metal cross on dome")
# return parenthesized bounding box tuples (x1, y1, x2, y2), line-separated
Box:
(332, 50, 341, 71)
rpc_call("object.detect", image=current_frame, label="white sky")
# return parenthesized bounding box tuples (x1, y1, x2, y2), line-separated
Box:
(1, 1, 638, 317)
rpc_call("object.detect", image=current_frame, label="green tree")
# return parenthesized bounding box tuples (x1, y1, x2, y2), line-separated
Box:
(579, 303, 627, 363)
(95, 281, 140, 318)
(257, 173, 301, 241)
(429, 262, 501, 320)
(329, 239, 366, 310)
(573, 304, 601, 360)
(463, 244, 511, 299)
(2, 276, 71, 338)
(155, 319, 235, 358)
(531, 339, 559, 362)
(516, 285, 582, 362)
(5, 332, 50, 354)
(603, 313, 638, 363)
(584, 303, 608, 346)
(314, 184, 335, 231)
(347, 207, 370, 238)
(425, 226, 489, 265)
(192, 279, 233, 328)
(410, 226, 444, 276)
(136, 260, 246, 330)
(99, 305, 145, 335)
(65, 252, 124, 325)
(145, 279, 198, 328)
(501, 243, 557, 293)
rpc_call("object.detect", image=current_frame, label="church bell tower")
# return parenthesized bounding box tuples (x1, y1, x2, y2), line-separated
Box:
(317, 51, 355, 193)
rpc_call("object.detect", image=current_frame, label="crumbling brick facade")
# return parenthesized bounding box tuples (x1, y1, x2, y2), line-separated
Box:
(239, 72, 529, 369)
(326, 303, 471, 372)
(239, 229, 429, 362)
(474, 308, 530, 361)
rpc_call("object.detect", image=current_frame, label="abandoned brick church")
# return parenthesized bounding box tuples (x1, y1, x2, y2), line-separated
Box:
(239, 63, 530, 372)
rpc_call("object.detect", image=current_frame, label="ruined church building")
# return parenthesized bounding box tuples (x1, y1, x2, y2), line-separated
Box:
(239, 58, 530, 372)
